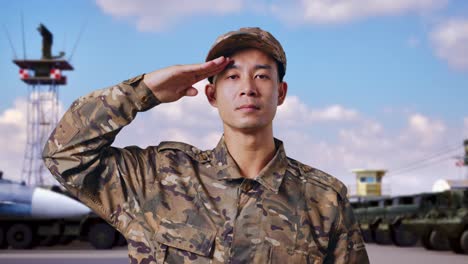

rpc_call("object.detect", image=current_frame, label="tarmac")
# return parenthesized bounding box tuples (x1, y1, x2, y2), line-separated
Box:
(0, 242, 467, 264)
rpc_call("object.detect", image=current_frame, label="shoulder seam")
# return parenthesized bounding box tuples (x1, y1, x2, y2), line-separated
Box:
(288, 157, 347, 198)
(157, 141, 210, 163)
(157, 141, 194, 152)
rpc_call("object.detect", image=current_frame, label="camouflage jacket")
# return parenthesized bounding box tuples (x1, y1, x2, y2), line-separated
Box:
(43, 74, 369, 264)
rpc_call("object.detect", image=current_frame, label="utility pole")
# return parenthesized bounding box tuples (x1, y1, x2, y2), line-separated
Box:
(464, 139, 468, 179)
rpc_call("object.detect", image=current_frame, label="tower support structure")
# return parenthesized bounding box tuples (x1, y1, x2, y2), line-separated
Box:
(12, 24, 73, 186)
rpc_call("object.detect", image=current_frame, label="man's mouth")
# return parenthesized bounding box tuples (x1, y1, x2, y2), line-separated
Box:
(236, 104, 260, 111)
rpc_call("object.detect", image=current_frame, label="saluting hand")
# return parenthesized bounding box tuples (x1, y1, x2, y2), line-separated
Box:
(143, 56, 231, 103)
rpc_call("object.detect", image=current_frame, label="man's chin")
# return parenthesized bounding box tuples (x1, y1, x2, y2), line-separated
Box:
(226, 122, 270, 133)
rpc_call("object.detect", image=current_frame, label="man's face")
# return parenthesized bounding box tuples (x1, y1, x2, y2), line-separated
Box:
(205, 48, 287, 133)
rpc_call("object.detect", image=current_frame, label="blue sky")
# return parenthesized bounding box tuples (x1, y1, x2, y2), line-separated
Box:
(1, 0, 467, 194)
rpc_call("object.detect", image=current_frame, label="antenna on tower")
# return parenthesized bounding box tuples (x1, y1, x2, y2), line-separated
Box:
(2, 24, 18, 59)
(21, 10, 27, 60)
(68, 19, 87, 62)
(62, 32, 67, 55)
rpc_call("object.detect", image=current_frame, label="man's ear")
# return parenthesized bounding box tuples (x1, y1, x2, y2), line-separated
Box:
(277, 81, 288, 106)
(205, 83, 218, 107)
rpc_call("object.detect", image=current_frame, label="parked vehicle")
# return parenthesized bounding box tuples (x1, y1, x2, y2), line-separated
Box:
(352, 188, 468, 254)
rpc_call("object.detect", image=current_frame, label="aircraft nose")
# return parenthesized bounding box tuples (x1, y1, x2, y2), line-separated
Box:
(31, 188, 91, 218)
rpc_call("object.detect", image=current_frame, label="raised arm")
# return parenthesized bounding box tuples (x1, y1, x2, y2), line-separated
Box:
(42, 57, 230, 231)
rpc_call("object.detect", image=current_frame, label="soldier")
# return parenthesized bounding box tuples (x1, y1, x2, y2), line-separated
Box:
(43, 27, 369, 263)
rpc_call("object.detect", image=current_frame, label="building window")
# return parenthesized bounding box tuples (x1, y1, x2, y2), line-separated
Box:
(360, 177, 376, 183)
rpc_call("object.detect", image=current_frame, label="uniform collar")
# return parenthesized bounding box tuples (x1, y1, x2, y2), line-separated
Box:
(211, 136, 288, 193)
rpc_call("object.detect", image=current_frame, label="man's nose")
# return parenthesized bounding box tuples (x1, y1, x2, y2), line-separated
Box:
(239, 78, 258, 97)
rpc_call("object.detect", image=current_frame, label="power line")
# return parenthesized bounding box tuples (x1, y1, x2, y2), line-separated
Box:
(387, 143, 461, 175)
(387, 155, 454, 177)
(386, 144, 462, 177)
(388, 150, 459, 176)
(62, 32, 67, 54)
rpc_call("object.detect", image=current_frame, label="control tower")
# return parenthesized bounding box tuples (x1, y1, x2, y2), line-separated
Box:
(12, 24, 73, 186)
(351, 169, 388, 197)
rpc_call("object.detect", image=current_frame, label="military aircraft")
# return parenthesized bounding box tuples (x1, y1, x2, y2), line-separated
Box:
(0, 171, 90, 249)
(0, 171, 90, 218)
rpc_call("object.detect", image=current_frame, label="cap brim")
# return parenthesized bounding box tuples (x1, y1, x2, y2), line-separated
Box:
(206, 33, 280, 63)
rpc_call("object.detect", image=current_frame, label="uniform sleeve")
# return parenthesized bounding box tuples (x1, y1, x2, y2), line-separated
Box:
(42, 74, 160, 232)
(325, 193, 370, 264)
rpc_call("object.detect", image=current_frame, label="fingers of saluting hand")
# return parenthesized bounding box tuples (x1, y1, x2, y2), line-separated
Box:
(183, 56, 231, 83)
(185, 87, 198, 97)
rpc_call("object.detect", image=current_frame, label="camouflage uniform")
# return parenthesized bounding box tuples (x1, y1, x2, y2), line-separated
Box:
(43, 75, 369, 263)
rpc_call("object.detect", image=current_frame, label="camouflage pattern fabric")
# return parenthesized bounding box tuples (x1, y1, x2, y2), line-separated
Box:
(43, 74, 369, 263)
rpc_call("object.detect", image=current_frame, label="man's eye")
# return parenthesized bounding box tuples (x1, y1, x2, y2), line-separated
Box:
(227, 75, 238, 80)
(255, 74, 270, 79)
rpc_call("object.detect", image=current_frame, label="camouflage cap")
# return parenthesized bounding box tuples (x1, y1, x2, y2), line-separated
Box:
(206, 27, 286, 81)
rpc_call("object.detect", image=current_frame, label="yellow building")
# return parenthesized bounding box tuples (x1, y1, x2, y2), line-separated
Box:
(351, 169, 387, 197)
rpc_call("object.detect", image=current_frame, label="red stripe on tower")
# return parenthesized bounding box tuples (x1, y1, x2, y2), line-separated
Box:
(19, 69, 29, 79)
(50, 68, 62, 80)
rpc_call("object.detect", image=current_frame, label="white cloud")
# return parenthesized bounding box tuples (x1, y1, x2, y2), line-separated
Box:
(0, 99, 27, 128)
(403, 113, 446, 147)
(464, 117, 468, 137)
(277, 118, 460, 196)
(310, 104, 359, 121)
(431, 18, 468, 71)
(0, 98, 30, 182)
(0, 93, 63, 184)
(331, 114, 460, 195)
(0, 98, 27, 154)
(152, 81, 219, 128)
(408, 113, 442, 132)
(95, 0, 244, 31)
(275, 96, 310, 125)
(95, 0, 447, 31)
(271, 0, 447, 25)
(276, 96, 359, 127)
(339, 120, 387, 151)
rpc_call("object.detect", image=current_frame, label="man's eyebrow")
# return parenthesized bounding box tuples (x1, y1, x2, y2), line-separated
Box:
(224, 64, 273, 70)
(225, 64, 238, 70)
(254, 64, 272, 70)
